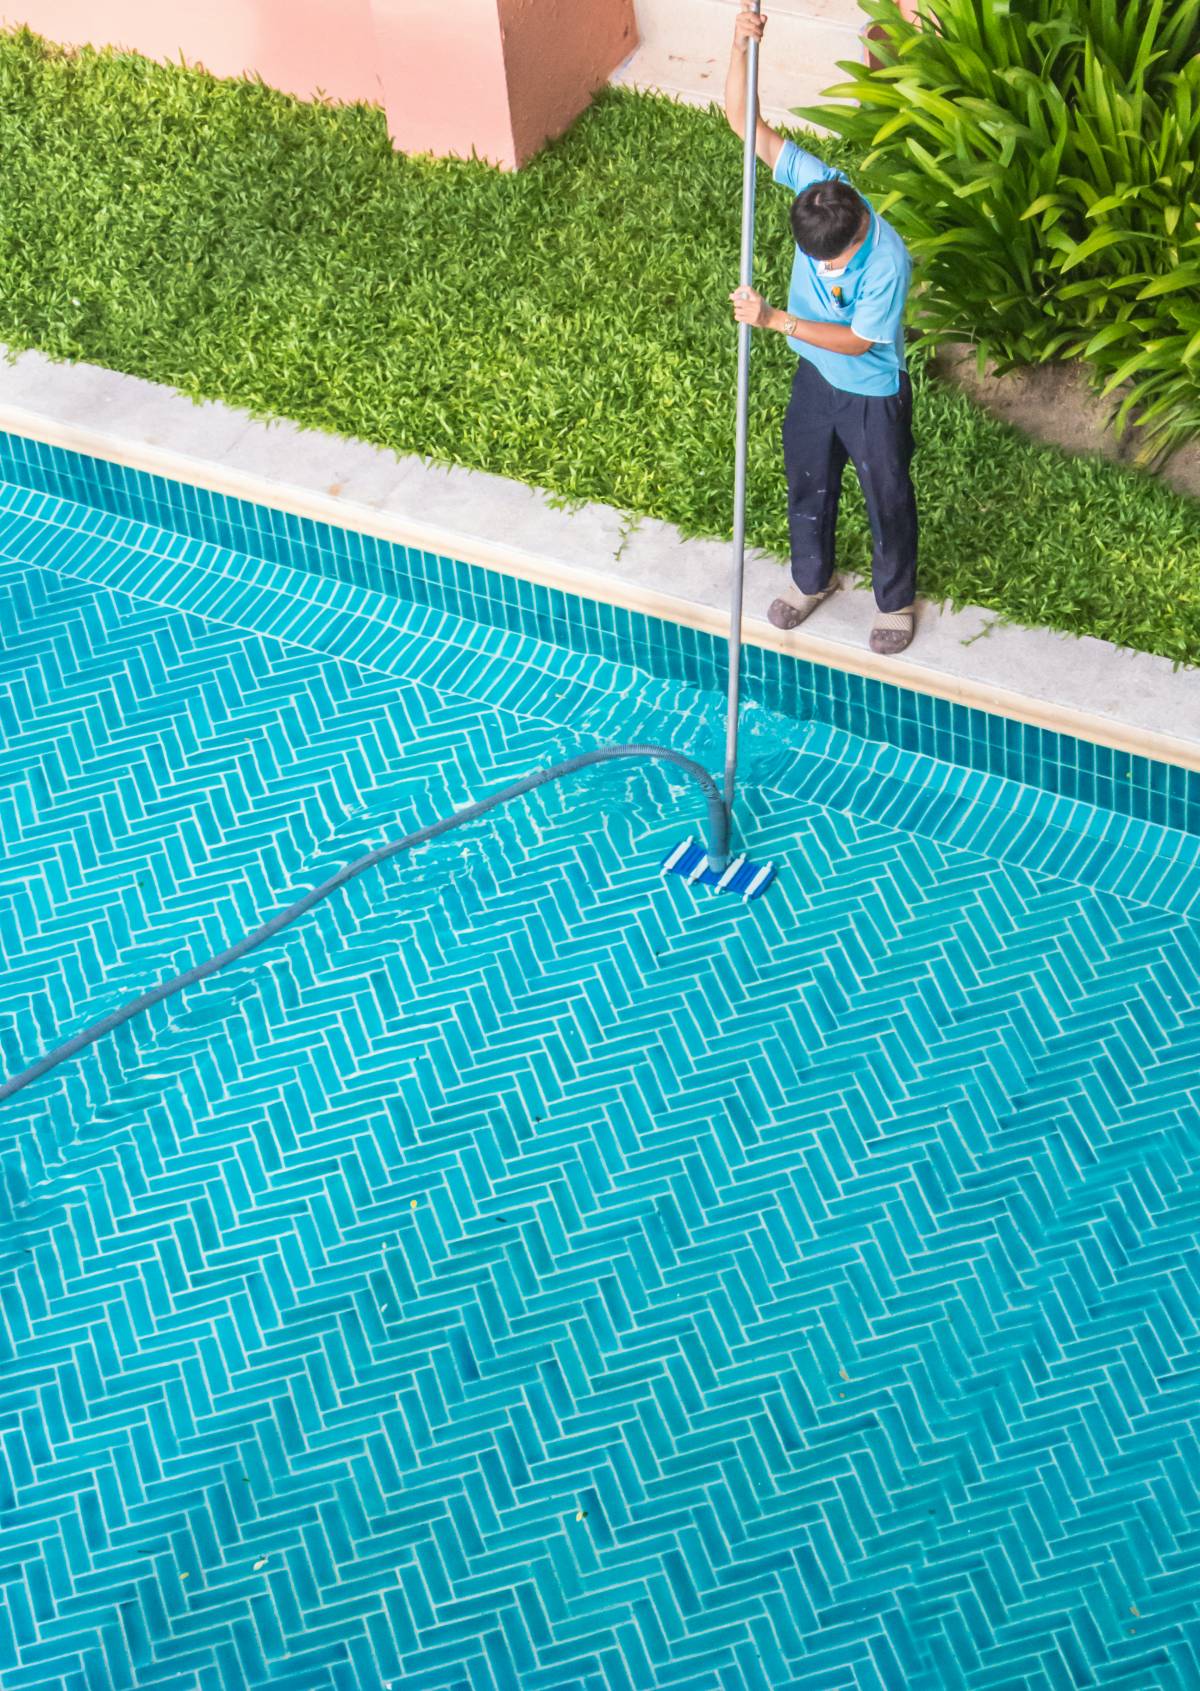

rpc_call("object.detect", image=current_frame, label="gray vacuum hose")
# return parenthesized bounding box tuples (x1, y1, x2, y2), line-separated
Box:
(0, 744, 728, 1104)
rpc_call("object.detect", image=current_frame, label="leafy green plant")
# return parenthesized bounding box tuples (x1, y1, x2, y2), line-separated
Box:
(797, 0, 1200, 461)
(0, 27, 1197, 662)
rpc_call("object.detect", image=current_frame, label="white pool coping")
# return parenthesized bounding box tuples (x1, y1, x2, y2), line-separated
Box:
(2, 345, 1198, 771)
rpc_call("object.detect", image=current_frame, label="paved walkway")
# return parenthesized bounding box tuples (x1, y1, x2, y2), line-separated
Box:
(612, 0, 869, 131)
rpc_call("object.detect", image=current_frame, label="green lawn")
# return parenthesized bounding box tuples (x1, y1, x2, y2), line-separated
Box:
(2, 29, 1198, 663)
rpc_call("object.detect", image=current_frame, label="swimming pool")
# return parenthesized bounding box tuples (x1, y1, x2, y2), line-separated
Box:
(2, 434, 1199, 1691)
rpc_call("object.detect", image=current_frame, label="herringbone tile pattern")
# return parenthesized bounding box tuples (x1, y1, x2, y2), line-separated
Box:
(2, 508, 1200, 1691)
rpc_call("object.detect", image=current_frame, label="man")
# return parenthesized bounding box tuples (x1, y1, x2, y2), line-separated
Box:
(725, 7, 918, 656)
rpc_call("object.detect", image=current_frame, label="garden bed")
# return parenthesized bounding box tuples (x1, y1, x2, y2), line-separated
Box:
(932, 345, 1200, 503)
(0, 27, 1198, 664)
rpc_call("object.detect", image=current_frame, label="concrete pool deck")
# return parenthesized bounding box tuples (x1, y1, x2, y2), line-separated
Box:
(612, 0, 867, 134)
(2, 344, 1198, 772)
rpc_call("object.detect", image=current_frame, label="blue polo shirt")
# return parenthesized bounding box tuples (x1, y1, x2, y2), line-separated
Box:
(773, 139, 912, 396)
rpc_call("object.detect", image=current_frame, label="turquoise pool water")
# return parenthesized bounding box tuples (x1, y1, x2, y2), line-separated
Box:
(1, 448, 1199, 1691)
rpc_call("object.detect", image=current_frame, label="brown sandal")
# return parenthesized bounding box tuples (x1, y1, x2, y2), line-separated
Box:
(870, 606, 914, 656)
(767, 578, 839, 632)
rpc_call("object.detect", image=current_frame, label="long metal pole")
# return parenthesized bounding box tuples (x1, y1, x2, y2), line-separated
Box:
(722, 0, 761, 826)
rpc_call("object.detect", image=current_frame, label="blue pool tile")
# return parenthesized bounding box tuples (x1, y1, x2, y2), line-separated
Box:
(0, 430, 1200, 1690)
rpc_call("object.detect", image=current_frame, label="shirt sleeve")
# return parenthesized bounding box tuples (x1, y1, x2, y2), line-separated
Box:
(849, 257, 911, 345)
(772, 139, 847, 195)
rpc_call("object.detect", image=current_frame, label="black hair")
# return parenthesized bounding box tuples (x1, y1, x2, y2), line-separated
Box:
(790, 181, 870, 261)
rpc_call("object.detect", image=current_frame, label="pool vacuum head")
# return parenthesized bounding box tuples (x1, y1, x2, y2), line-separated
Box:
(661, 838, 776, 900)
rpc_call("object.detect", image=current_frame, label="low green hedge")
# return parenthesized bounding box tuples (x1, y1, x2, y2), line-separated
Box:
(0, 28, 1198, 663)
(801, 0, 1200, 464)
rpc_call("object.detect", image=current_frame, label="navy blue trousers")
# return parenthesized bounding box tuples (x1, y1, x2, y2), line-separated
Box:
(781, 357, 918, 612)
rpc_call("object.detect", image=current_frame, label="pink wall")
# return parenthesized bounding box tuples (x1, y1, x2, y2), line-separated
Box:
(3, 0, 383, 107)
(4, 0, 640, 170)
(498, 0, 638, 168)
(373, 0, 513, 166)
